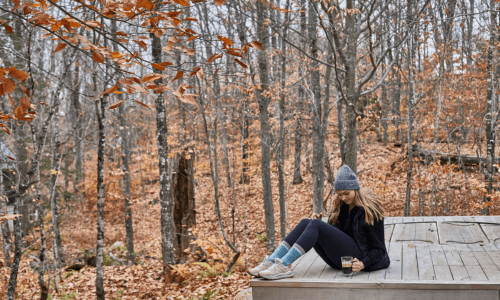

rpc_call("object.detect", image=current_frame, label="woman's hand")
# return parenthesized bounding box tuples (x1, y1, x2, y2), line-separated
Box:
(310, 213, 323, 220)
(352, 258, 364, 272)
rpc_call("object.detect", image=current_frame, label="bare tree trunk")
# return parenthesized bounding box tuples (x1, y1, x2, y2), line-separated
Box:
(6, 203, 23, 300)
(30, 122, 49, 299)
(119, 101, 135, 264)
(71, 59, 83, 195)
(173, 154, 195, 263)
(277, 0, 290, 239)
(381, 82, 388, 146)
(93, 63, 106, 300)
(0, 166, 12, 268)
(292, 0, 307, 185)
(49, 113, 64, 263)
(256, 0, 276, 252)
(13, 123, 30, 237)
(309, 0, 326, 213)
(292, 87, 304, 185)
(484, 0, 497, 215)
(111, 19, 135, 265)
(404, 0, 415, 217)
(343, 0, 359, 173)
(36, 204, 49, 300)
(150, 31, 176, 274)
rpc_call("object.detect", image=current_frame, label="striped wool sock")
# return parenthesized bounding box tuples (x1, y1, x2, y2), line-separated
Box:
(269, 241, 291, 262)
(280, 244, 305, 267)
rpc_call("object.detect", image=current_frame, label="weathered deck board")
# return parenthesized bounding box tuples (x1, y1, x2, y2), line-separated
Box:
(318, 265, 339, 280)
(291, 248, 318, 278)
(385, 241, 402, 280)
(402, 242, 419, 280)
(416, 244, 435, 280)
(251, 216, 500, 300)
(302, 253, 326, 279)
(384, 224, 395, 242)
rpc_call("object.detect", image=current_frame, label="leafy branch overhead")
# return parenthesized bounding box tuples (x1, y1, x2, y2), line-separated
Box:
(2, 0, 262, 112)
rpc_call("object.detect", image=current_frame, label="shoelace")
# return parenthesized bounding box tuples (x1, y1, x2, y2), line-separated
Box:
(268, 261, 283, 272)
(258, 257, 270, 268)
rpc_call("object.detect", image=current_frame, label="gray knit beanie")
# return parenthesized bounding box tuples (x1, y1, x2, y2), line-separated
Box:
(334, 165, 360, 191)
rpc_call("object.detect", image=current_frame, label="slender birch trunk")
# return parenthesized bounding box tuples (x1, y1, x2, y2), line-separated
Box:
(150, 31, 176, 275)
(49, 112, 64, 263)
(93, 62, 106, 300)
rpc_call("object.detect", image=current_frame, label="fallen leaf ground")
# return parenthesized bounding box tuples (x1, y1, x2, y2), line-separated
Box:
(0, 142, 496, 299)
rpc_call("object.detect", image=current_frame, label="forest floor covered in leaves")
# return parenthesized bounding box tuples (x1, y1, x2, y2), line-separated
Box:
(0, 141, 497, 299)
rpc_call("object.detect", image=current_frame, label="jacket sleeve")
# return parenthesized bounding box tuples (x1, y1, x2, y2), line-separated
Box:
(360, 218, 386, 270)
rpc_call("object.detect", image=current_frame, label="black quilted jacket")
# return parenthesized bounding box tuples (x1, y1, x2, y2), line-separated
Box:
(333, 203, 390, 271)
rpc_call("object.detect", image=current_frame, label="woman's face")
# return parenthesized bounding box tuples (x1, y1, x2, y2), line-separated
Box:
(337, 190, 356, 206)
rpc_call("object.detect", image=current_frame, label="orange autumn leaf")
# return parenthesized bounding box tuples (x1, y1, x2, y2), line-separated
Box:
(92, 50, 105, 63)
(214, 0, 224, 5)
(133, 40, 148, 50)
(173, 0, 190, 6)
(207, 53, 223, 64)
(234, 58, 248, 69)
(15, 106, 23, 119)
(0, 76, 16, 96)
(250, 41, 263, 50)
(99, 85, 118, 98)
(18, 84, 29, 96)
(171, 71, 184, 82)
(197, 68, 204, 81)
(134, 100, 151, 109)
(20, 97, 30, 110)
(8, 95, 15, 108)
(151, 63, 165, 71)
(4, 24, 13, 33)
(217, 36, 233, 45)
(135, 0, 152, 10)
(53, 43, 67, 53)
(108, 100, 125, 109)
(186, 35, 200, 42)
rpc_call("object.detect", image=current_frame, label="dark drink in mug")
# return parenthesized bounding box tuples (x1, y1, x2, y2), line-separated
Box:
(341, 256, 353, 276)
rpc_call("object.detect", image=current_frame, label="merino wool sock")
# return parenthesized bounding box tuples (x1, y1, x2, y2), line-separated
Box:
(269, 241, 291, 261)
(280, 244, 305, 267)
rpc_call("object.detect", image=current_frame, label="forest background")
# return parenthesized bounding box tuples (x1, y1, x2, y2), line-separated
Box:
(0, 0, 499, 298)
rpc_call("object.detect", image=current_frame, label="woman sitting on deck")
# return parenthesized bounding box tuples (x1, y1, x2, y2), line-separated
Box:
(249, 165, 390, 280)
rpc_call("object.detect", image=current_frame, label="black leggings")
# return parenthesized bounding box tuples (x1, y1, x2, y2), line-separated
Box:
(284, 219, 364, 269)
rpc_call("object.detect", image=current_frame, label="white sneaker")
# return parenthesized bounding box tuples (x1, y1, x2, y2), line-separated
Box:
(248, 256, 274, 277)
(258, 258, 293, 280)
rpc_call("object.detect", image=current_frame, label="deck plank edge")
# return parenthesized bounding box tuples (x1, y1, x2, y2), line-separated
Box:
(250, 279, 500, 289)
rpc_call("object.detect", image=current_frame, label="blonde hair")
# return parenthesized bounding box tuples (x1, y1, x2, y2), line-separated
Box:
(327, 188, 385, 226)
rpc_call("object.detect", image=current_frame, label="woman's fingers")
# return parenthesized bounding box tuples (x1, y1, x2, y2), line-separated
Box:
(352, 262, 361, 272)
(310, 213, 321, 219)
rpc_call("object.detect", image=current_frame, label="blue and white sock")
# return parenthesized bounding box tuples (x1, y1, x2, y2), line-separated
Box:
(280, 244, 305, 267)
(269, 241, 291, 262)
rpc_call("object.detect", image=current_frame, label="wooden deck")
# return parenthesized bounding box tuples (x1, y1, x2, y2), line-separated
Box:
(251, 216, 500, 300)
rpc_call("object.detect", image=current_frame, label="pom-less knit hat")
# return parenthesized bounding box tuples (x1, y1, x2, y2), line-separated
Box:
(334, 165, 360, 191)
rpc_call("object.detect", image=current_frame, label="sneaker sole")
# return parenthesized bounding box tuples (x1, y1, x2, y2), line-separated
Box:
(260, 271, 294, 280)
(248, 270, 262, 277)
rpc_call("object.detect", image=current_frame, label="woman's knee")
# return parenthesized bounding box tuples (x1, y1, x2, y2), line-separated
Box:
(299, 218, 311, 225)
(309, 218, 324, 227)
